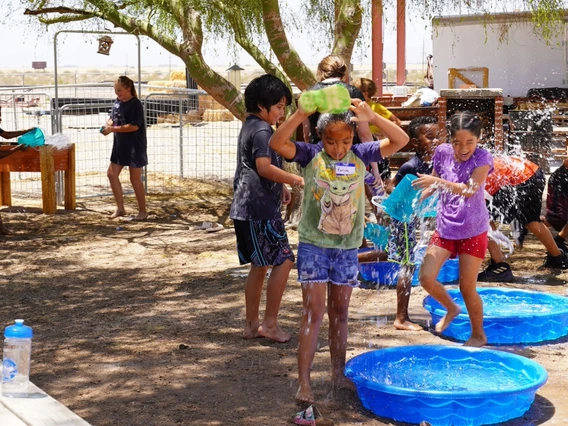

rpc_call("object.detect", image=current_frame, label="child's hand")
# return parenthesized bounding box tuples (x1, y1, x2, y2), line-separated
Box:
(100, 126, 112, 136)
(349, 99, 374, 123)
(412, 173, 436, 189)
(282, 186, 292, 205)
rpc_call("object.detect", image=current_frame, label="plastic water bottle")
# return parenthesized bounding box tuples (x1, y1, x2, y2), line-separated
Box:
(2, 320, 33, 397)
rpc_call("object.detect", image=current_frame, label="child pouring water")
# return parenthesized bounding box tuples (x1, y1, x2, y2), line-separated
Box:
(412, 111, 493, 347)
(269, 92, 409, 404)
(385, 116, 440, 331)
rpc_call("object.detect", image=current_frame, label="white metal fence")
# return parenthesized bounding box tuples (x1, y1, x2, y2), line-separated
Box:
(0, 84, 241, 204)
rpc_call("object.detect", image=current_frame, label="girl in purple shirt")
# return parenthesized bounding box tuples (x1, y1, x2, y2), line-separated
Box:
(413, 111, 493, 347)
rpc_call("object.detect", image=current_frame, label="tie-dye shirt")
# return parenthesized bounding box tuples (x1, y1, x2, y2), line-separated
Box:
(292, 141, 384, 249)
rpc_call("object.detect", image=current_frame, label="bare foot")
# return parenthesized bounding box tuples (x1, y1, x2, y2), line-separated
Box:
(296, 383, 315, 405)
(331, 375, 356, 393)
(464, 335, 487, 347)
(110, 209, 126, 219)
(133, 212, 148, 221)
(434, 304, 461, 333)
(394, 318, 424, 331)
(258, 323, 291, 343)
(242, 322, 261, 340)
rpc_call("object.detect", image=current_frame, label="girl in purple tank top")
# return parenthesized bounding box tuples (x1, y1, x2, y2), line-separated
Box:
(412, 111, 494, 347)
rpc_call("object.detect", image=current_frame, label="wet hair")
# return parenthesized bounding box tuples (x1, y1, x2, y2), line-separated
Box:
(316, 111, 356, 135)
(244, 74, 292, 113)
(448, 111, 482, 138)
(316, 55, 348, 81)
(116, 76, 137, 98)
(408, 116, 438, 140)
(352, 78, 377, 97)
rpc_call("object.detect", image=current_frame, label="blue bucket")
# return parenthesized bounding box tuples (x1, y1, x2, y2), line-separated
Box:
(17, 128, 45, 147)
(382, 174, 437, 222)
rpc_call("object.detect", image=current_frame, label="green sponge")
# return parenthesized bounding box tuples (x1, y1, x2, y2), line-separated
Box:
(299, 84, 351, 114)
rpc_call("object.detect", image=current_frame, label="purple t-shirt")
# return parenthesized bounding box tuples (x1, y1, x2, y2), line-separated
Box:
(432, 143, 493, 240)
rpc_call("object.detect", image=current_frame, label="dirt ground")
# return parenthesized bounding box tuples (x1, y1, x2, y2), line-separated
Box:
(1, 185, 568, 426)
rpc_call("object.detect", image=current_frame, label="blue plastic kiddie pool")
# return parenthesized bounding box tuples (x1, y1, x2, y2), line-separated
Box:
(358, 258, 459, 287)
(345, 345, 548, 426)
(423, 288, 568, 344)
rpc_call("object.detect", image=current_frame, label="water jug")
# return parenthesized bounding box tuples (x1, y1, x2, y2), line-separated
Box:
(2, 319, 33, 397)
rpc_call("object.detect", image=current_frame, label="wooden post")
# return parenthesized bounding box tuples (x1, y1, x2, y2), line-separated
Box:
(0, 172, 11, 206)
(40, 145, 57, 214)
(64, 143, 76, 210)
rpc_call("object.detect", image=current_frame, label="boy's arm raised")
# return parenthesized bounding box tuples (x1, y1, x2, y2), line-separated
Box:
(269, 110, 308, 160)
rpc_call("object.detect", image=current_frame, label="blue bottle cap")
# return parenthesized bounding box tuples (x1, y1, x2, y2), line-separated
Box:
(4, 319, 33, 339)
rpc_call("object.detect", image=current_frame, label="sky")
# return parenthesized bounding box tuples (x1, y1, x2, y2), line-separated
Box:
(0, 0, 433, 71)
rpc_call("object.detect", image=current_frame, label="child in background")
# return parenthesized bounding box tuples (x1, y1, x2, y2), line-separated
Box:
(101, 76, 148, 221)
(543, 157, 568, 253)
(270, 96, 409, 404)
(386, 116, 439, 331)
(352, 77, 402, 130)
(229, 74, 303, 343)
(0, 124, 32, 234)
(413, 111, 493, 347)
(478, 156, 568, 282)
(303, 55, 372, 145)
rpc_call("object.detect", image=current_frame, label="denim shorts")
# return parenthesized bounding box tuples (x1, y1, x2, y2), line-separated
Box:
(296, 242, 359, 286)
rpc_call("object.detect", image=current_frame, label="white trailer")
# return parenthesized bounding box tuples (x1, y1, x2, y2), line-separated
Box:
(432, 11, 568, 98)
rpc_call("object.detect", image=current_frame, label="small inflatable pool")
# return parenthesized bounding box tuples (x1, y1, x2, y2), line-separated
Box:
(345, 345, 548, 426)
(423, 288, 568, 344)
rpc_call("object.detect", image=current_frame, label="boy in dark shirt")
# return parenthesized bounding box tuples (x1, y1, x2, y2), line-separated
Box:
(0, 123, 32, 234)
(229, 74, 304, 343)
(385, 116, 439, 331)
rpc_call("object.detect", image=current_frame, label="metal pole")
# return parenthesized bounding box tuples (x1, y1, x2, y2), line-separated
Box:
(179, 96, 184, 178)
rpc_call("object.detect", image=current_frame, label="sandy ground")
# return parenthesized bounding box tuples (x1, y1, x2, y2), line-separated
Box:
(1, 186, 568, 426)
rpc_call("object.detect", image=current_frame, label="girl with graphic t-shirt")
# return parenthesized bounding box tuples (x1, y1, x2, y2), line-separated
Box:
(270, 97, 409, 405)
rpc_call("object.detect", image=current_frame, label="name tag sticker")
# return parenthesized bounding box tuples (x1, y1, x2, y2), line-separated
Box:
(335, 162, 356, 176)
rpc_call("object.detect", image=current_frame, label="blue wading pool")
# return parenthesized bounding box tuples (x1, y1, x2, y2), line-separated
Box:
(345, 345, 548, 426)
(358, 258, 459, 286)
(423, 288, 568, 344)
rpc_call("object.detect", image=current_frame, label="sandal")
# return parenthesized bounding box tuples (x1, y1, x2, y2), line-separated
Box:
(292, 405, 318, 426)
(292, 405, 334, 426)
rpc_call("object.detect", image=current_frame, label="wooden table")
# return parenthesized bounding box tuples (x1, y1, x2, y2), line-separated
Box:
(0, 144, 75, 214)
(0, 382, 91, 425)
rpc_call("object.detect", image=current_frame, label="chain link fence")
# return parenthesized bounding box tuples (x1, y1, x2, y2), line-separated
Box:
(0, 84, 241, 206)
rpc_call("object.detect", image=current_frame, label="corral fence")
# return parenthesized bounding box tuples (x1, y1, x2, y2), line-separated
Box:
(0, 84, 241, 205)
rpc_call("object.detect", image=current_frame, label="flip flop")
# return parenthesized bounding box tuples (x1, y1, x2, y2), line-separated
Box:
(292, 405, 316, 426)
(206, 223, 224, 233)
(291, 405, 334, 426)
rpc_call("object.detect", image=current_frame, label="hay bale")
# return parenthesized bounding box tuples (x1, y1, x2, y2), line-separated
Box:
(199, 94, 226, 110)
(202, 109, 234, 122)
(170, 70, 186, 81)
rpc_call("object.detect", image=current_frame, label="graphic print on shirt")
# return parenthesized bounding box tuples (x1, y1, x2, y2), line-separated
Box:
(314, 161, 359, 235)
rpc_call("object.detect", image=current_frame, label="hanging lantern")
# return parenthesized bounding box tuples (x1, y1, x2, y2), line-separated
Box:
(97, 35, 114, 55)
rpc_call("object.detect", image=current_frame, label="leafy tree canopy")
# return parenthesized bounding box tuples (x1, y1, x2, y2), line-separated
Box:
(13, 0, 568, 120)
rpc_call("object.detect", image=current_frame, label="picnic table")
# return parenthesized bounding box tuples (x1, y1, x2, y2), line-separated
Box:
(0, 382, 90, 425)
